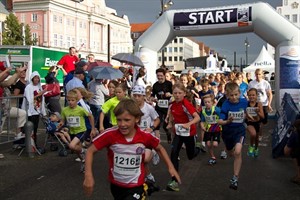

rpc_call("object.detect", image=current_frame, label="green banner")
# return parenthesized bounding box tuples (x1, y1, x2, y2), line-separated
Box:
(0, 48, 30, 55)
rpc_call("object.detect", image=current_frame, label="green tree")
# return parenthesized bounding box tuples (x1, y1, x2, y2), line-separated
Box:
(2, 13, 35, 45)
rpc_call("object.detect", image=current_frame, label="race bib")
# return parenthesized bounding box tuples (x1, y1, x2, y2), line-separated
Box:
(113, 153, 141, 175)
(205, 115, 217, 124)
(139, 120, 148, 129)
(175, 124, 190, 136)
(157, 99, 169, 108)
(195, 98, 201, 106)
(246, 107, 258, 117)
(67, 116, 80, 127)
(228, 111, 244, 123)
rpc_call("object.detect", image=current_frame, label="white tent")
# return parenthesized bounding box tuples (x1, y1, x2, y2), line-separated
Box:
(243, 45, 275, 78)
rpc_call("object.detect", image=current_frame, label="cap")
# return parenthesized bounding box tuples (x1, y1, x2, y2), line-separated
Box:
(75, 60, 87, 68)
(52, 112, 62, 120)
(74, 67, 85, 74)
(132, 85, 146, 95)
(210, 81, 218, 86)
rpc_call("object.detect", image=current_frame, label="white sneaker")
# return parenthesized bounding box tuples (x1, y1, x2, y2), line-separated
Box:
(220, 150, 227, 159)
(75, 158, 81, 162)
(152, 150, 160, 166)
(15, 132, 25, 140)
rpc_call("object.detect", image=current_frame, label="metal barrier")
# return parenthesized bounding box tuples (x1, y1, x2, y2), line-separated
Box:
(0, 95, 26, 144)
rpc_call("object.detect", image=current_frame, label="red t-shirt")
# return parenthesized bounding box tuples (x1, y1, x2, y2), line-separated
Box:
(57, 54, 79, 73)
(170, 98, 197, 136)
(92, 126, 160, 188)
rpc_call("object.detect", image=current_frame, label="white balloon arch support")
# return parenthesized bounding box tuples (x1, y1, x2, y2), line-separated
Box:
(134, 2, 300, 110)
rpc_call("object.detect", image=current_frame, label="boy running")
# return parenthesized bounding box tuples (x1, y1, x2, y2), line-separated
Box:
(218, 82, 248, 190)
(83, 98, 180, 199)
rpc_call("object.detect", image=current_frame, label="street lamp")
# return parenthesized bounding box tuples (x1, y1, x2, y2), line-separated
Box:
(244, 37, 250, 66)
(159, 0, 173, 67)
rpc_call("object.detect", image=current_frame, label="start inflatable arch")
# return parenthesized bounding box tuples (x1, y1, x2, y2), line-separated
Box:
(134, 2, 300, 110)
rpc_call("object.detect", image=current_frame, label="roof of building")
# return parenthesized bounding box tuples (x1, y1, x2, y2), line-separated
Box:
(131, 22, 152, 32)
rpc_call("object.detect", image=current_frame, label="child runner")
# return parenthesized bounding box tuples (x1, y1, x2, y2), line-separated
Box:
(166, 82, 200, 192)
(246, 88, 264, 157)
(59, 90, 96, 173)
(200, 94, 222, 165)
(218, 82, 248, 190)
(99, 82, 127, 132)
(198, 78, 214, 152)
(83, 98, 181, 199)
(131, 85, 161, 195)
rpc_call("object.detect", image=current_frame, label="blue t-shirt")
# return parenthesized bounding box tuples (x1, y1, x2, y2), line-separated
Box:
(220, 98, 248, 127)
(239, 82, 248, 98)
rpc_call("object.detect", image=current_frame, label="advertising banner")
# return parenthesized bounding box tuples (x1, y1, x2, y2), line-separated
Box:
(173, 6, 252, 31)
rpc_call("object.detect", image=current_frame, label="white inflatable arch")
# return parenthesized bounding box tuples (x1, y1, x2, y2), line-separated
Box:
(134, 2, 300, 110)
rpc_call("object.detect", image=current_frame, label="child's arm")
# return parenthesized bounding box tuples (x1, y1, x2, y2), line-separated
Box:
(200, 121, 206, 132)
(181, 112, 200, 129)
(155, 143, 181, 184)
(257, 102, 265, 120)
(99, 112, 105, 133)
(83, 144, 98, 197)
(88, 113, 96, 139)
(218, 116, 234, 126)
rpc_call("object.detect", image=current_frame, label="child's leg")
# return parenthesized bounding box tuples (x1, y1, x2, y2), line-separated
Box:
(63, 132, 71, 143)
(233, 143, 243, 178)
(170, 135, 183, 171)
(57, 132, 68, 144)
(247, 125, 256, 147)
(69, 137, 84, 160)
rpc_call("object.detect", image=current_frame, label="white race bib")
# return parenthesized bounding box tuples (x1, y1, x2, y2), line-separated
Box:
(175, 124, 190, 137)
(205, 115, 217, 124)
(157, 99, 169, 108)
(139, 120, 148, 130)
(195, 98, 201, 106)
(246, 107, 258, 117)
(67, 116, 80, 127)
(228, 111, 244, 123)
(113, 153, 141, 175)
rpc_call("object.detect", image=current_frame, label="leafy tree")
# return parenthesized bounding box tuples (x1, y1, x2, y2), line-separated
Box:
(2, 13, 35, 45)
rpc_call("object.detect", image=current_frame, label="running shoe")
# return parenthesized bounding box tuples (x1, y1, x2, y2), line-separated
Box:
(166, 180, 179, 192)
(152, 150, 160, 166)
(199, 143, 207, 153)
(254, 148, 259, 157)
(229, 176, 238, 190)
(220, 150, 227, 159)
(208, 158, 216, 165)
(80, 148, 87, 162)
(145, 178, 160, 196)
(247, 146, 254, 157)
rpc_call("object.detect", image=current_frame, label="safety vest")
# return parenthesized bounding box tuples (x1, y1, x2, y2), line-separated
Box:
(202, 106, 222, 132)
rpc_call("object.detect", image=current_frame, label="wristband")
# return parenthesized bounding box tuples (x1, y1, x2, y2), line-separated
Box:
(150, 125, 156, 130)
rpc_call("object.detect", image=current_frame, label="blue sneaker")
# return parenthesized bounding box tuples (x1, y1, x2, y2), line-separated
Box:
(229, 176, 238, 190)
(208, 158, 216, 165)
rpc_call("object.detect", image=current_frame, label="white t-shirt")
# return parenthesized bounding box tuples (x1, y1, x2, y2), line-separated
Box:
(139, 102, 159, 130)
(248, 79, 271, 106)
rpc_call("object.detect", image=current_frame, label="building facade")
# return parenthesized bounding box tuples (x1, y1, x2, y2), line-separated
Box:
(12, 0, 132, 64)
(131, 22, 210, 71)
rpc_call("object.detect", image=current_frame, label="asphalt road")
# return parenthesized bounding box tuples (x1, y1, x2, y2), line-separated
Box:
(0, 118, 299, 200)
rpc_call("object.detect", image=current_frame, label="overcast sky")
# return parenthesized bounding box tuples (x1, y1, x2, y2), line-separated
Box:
(106, 0, 283, 65)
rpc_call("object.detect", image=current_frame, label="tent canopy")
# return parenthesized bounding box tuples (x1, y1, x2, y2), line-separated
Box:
(243, 45, 275, 76)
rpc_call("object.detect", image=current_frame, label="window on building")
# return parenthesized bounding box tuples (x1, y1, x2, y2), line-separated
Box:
(174, 38, 178, 43)
(285, 15, 290, 20)
(67, 36, 71, 47)
(32, 32, 38, 42)
(67, 18, 70, 26)
(292, 14, 298, 23)
(79, 22, 82, 28)
(179, 47, 183, 52)
(72, 19, 75, 26)
(54, 34, 57, 46)
(284, 0, 288, 6)
(158, 57, 162, 62)
(179, 56, 183, 61)
(20, 14, 26, 23)
(179, 38, 183, 43)
(174, 47, 178, 52)
(168, 47, 172, 52)
(59, 16, 63, 23)
(174, 57, 178, 61)
(169, 56, 172, 61)
(53, 15, 57, 22)
(31, 13, 37, 22)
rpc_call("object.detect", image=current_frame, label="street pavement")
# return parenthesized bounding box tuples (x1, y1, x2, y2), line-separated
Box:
(0, 118, 300, 200)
